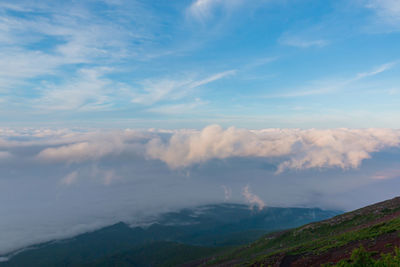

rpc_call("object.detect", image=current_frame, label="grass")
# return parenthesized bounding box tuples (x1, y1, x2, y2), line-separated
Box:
(206, 207, 400, 266)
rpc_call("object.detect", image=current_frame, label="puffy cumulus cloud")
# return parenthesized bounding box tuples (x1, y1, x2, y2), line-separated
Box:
(242, 185, 265, 211)
(146, 125, 295, 168)
(1, 125, 400, 173)
(275, 128, 400, 173)
(146, 125, 400, 172)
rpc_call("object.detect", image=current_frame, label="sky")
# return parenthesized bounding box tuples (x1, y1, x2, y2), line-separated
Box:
(1, 0, 400, 258)
(0, 0, 400, 128)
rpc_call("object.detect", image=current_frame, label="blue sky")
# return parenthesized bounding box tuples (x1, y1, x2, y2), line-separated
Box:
(1, 0, 400, 128)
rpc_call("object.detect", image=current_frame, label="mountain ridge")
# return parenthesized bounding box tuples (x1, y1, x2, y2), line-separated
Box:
(0, 203, 339, 267)
(205, 196, 400, 266)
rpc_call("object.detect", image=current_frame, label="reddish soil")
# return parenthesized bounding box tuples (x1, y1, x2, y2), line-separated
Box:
(248, 232, 400, 266)
(290, 231, 400, 266)
(249, 206, 400, 266)
(210, 197, 400, 267)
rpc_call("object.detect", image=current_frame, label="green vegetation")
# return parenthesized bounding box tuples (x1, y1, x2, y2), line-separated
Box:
(86, 242, 223, 267)
(248, 216, 400, 265)
(0, 241, 222, 267)
(206, 198, 400, 266)
(290, 216, 400, 255)
(207, 214, 382, 265)
(325, 246, 400, 266)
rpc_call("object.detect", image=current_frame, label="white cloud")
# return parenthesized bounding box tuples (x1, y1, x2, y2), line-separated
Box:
(61, 171, 79, 185)
(263, 62, 396, 98)
(60, 167, 119, 186)
(366, 0, 400, 23)
(131, 70, 235, 105)
(90, 165, 119, 185)
(188, 0, 244, 21)
(222, 185, 232, 201)
(146, 99, 207, 114)
(0, 0, 154, 100)
(242, 185, 265, 211)
(34, 68, 117, 111)
(0, 50, 65, 91)
(279, 35, 329, 48)
(189, 70, 236, 88)
(131, 79, 191, 105)
(146, 125, 400, 172)
(33, 129, 146, 163)
(3, 125, 399, 173)
(354, 62, 396, 79)
(36, 140, 125, 163)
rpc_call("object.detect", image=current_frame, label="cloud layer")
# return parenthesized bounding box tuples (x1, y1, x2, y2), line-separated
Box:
(146, 125, 400, 172)
(0, 125, 400, 255)
(2, 125, 399, 173)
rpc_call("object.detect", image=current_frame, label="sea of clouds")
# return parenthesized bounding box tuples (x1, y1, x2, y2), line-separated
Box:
(0, 125, 400, 255)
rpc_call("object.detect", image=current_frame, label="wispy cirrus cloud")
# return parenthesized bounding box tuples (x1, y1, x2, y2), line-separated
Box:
(278, 25, 330, 49)
(0, 49, 65, 91)
(263, 62, 397, 98)
(0, 0, 156, 108)
(187, 0, 244, 21)
(146, 99, 207, 114)
(366, 0, 400, 23)
(355, 62, 397, 79)
(34, 68, 118, 111)
(279, 36, 329, 48)
(131, 70, 235, 105)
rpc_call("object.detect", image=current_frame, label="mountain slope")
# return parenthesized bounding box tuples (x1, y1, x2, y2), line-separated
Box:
(0, 204, 339, 267)
(85, 242, 223, 267)
(206, 197, 400, 266)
